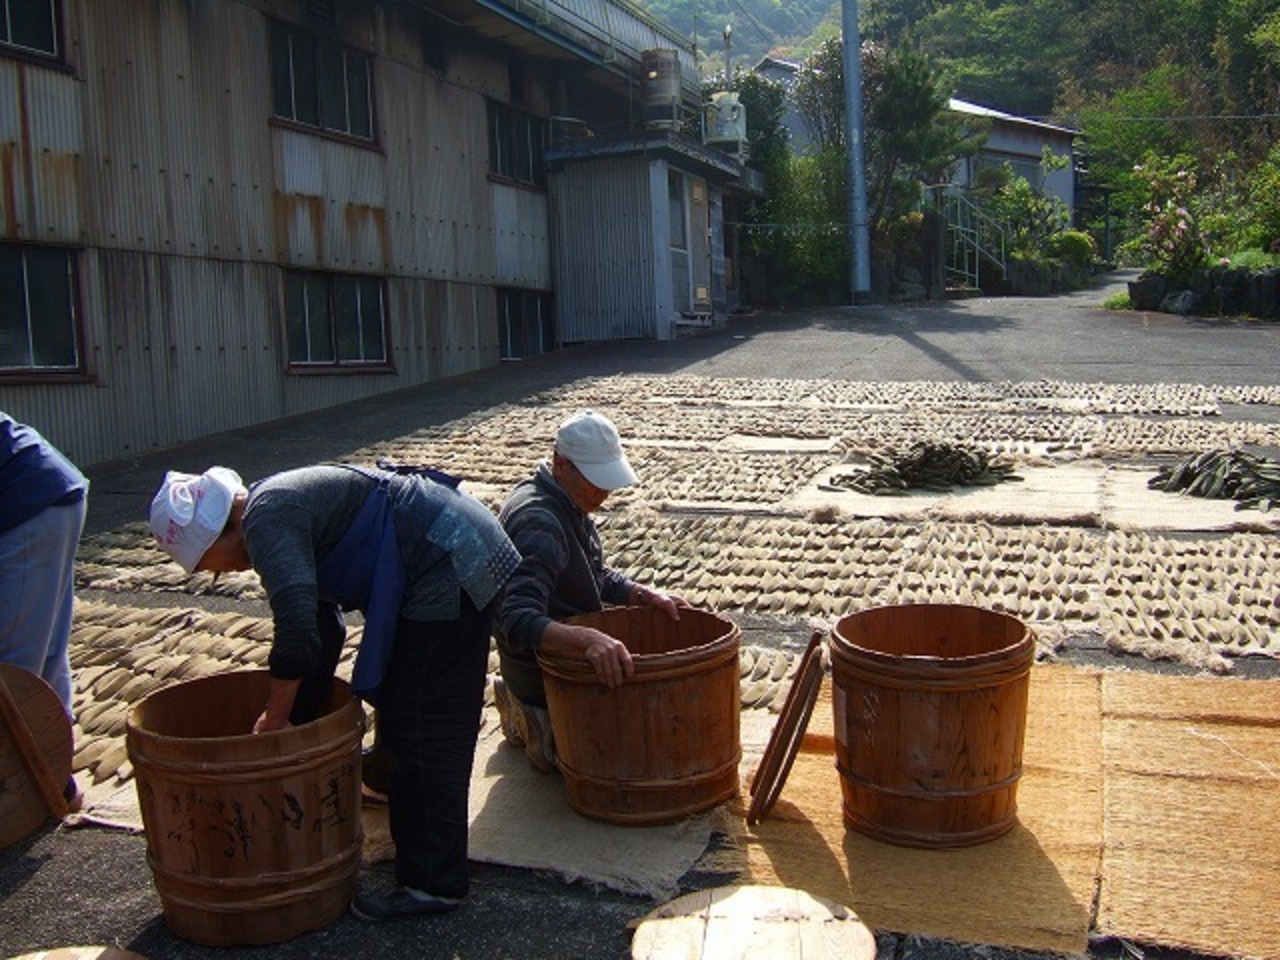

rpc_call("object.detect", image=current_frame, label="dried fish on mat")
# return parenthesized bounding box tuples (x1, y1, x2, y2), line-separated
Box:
(1148, 448, 1280, 511)
(822, 441, 1022, 495)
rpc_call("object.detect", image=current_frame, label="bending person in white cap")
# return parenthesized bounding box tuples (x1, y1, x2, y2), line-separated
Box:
(148, 461, 519, 921)
(493, 410, 687, 772)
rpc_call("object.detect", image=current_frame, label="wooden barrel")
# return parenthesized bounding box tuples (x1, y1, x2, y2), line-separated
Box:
(829, 604, 1034, 848)
(538, 606, 740, 825)
(125, 671, 364, 946)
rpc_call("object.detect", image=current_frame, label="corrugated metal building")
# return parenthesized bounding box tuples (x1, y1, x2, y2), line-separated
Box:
(0, 0, 757, 466)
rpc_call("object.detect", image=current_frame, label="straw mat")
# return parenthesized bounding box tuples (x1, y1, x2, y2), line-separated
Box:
(1096, 670, 1280, 959)
(363, 723, 716, 900)
(707, 663, 1104, 955)
(360, 709, 782, 901)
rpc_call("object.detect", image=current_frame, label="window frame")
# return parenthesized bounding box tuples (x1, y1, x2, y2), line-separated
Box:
(269, 18, 376, 144)
(0, 0, 63, 65)
(497, 288, 554, 360)
(486, 100, 547, 189)
(283, 270, 393, 373)
(0, 242, 85, 381)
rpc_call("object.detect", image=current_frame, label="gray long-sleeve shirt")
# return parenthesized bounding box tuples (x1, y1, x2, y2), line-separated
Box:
(243, 464, 519, 679)
(495, 463, 634, 653)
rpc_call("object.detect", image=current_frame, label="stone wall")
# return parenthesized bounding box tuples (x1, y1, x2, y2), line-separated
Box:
(1129, 267, 1280, 318)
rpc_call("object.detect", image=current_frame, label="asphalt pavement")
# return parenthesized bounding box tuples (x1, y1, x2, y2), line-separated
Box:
(4, 271, 1277, 960)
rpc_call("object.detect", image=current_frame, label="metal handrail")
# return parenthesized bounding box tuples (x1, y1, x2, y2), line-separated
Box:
(927, 186, 1007, 291)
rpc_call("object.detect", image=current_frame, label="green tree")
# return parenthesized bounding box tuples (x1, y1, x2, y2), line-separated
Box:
(865, 44, 978, 225)
(794, 39, 978, 225)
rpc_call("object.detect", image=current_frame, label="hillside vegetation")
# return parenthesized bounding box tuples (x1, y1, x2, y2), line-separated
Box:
(657, 0, 1280, 304)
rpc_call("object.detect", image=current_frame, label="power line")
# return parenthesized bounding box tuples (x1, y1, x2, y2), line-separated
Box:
(1039, 113, 1280, 123)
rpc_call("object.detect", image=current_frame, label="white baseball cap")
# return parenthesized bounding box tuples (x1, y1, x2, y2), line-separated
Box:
(148, 466, 244, 573)
(555, 410, 637, 491)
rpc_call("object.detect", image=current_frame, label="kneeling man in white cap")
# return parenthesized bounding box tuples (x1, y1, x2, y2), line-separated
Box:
(492, 409, 687, 772)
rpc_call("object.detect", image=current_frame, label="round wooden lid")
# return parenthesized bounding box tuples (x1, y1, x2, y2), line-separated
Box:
(0, 663, 74, 849)
(632, 884, 876, 959)
(745, 631, 825, 825)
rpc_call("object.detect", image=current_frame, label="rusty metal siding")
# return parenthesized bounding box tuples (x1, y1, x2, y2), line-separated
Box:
(550, 155, 655, 342)
(78, 1, 277, 261)
(274, 129, 390, 271)
(0, 60, 84, 242)
(0, 0, 569, 466)
(380, 55, 502, 284)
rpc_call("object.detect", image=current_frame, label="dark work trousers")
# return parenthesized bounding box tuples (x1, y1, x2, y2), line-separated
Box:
(378, 596, 493, 898)
(494, 631, 548, 708)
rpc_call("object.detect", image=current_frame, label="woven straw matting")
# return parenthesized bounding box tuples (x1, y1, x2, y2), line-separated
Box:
(1097, 671, 1280, 959)
(710, 663, 1104, 955)
(709, 664, 1280, 959)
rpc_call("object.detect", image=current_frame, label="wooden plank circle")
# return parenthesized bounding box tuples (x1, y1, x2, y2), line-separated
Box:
(632, 884, 876, 959)
(6, 949, 149, 960)
(0, 663, 73, 849)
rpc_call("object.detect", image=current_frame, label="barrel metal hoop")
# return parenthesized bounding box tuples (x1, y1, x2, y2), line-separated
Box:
(128, 726, 363, 783)
(146, 840, 361, 900)
(835, 761, 1023, 798)
(557, 750, 742, 792)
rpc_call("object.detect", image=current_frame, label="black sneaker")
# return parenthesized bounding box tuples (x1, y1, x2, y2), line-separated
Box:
(350, 887, 462, 922)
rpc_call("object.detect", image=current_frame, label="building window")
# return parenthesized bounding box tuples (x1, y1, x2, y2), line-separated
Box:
(487, 101, 546, 187)
(270, 20, 373, 140)
(421, 16, 452, 73)
(668, 170, 687, 250)
(1, 0, 60, 60)
(0, 244, 79, 374)
(284, 271, 388, 369)
(498, 289, 553, 360)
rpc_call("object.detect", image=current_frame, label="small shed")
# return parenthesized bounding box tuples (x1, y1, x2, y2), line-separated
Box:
(546, 131, 758, 342)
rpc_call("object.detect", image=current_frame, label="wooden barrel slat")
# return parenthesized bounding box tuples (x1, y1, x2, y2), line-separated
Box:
(126, 671, 364, 946)
(830, 604, 1033, 849)
(538, 606, 741, 826)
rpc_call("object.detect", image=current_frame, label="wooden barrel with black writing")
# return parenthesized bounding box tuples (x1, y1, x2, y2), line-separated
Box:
(126, 671, 363, 945)
(538, 606, 740, 826)
(830, 604, 1033, 848)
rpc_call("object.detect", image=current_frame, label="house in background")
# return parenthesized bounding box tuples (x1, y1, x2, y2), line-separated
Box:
(752, 55, 812, 154)
(746, 60, 1077, 214)
(946, 98, 1077, 214)
(0, 0, 757, 468)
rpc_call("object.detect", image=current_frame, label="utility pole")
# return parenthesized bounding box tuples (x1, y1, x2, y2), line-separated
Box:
(723, 23, 732, 80)
(842, 0, 872, 300)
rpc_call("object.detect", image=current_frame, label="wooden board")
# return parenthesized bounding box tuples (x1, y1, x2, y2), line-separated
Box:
(746, 631, 825, 824)
(632, 884, 876, 959)
(6, 948, 149, 960)
(0, 663, 73, 848)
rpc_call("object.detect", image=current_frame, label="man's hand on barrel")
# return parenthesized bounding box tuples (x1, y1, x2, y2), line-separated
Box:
(579, 627, 634, 688)
(631, 584, 689, 621)
(541, 621, 635, 688)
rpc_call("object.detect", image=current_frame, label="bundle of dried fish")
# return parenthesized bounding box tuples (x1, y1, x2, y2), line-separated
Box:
(823, 442, 1022, 495)
(1148, 449, 1280, 511)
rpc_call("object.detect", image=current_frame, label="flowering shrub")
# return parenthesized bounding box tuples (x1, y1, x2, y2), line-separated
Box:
(1045, 230, 1097, 269)
(1132, 154, 1208, 281)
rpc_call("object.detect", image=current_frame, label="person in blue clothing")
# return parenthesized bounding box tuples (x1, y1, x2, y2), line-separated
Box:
(0, 412, 89, 809)
(148, 462, 519, 921)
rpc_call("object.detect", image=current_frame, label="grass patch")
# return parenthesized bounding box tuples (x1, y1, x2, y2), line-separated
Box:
(1102, 291, 1132, 310)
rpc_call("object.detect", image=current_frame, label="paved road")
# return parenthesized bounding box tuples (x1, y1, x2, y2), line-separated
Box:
(4, 272, 1276, 960)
